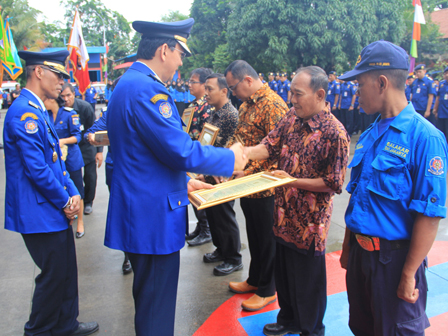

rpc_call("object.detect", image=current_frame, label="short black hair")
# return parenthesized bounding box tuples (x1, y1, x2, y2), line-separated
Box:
(191, 68, 213, 84)
(136, 36, 177, 60)
(294, 66, 329, 99)
(367, 69, 408, 90)
(61, 82, 75, 93)
(224, 60, 259, 81)
(206, 73, 228, 91)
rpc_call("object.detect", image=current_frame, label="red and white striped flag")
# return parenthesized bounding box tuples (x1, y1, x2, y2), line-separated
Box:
(68, 9, 90, 94)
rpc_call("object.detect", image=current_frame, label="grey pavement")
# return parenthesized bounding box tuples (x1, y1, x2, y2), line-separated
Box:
(0, 105, 447, 336)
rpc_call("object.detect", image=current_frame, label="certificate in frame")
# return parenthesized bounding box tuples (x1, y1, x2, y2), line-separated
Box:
(93, 131, 110, 146)
(182, 107, 195, 133)
(188, 171, 296, 210)
(198, 123, 219, 146)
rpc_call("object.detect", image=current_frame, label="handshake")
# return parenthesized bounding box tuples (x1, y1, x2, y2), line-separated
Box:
(229, 143, 252, 171)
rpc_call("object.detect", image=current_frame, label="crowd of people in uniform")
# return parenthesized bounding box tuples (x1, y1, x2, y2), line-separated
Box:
(3, 16, 448, 336)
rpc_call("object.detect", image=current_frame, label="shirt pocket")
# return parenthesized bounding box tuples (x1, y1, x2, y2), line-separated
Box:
(367, 154, 408, 200)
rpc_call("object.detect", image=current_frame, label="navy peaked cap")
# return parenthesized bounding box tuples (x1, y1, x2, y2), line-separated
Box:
(18, 50, 70, 79)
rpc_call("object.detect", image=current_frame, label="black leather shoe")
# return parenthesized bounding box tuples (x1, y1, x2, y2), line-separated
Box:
(203, 249, 224, 263)
(187, 232, 212, 246)
(263, 323, 301, 336)
(213, 262, 243, 276)
(185, 225, 200, 241)
(122, 260, 132, 275)
(71, 321, 99, 336)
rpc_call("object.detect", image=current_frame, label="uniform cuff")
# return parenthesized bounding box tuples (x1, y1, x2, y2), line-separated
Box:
(409, 199, 447, 218)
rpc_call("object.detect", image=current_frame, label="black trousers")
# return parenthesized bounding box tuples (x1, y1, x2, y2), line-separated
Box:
(22, 228, 79, 336)
(437, 117, 448, 142)
(128, 251, 180, 336)
(240, 196, 276, 297)
(192, 207, 209, 233)
(206, 200, 241, 264)
(347, 235, 429, 336)
(175, 102, 185, 118)
(352, 108, 360, 133)
(275, 242, 326, 336)
(340, 108, 354, 134)
(83, 160, 97, 204)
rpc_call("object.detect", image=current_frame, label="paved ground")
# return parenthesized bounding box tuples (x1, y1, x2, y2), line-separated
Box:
(0, 105, 447, 336)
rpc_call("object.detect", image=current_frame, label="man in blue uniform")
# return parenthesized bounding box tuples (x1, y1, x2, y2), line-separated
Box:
(259, 72, 266, 83)
(3, 50, 98, 336)
(105, 19, 247, 335)
(268, 72, 278, 92)
(405, 74, 414, 101)
(339, 40, 447, 336)
(338, 79, 356, 134)
(327, 71, 340, 118)
(411, 64, 436, 122)
(433, 67, 448, 141)
(83, 86, 97, 112)
(277, 72, 291, 104)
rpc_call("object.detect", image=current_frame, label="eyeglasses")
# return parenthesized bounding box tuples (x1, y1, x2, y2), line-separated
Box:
(40, 66, 65, 80)
(171, 47, 187, 60)
(228, 78, 244, 92)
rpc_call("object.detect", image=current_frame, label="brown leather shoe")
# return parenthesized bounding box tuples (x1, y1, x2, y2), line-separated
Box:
(242, 294, 276, 311)
(229, 280, 258, 294)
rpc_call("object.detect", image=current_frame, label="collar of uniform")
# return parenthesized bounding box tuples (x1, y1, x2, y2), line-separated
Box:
(133, 61, 164, 85)
(22, 88, 45, 111)
(297, 102, 331, 132)
(247, 83, 270, 104)
(192, 95, 207, 107)
(387, 103, 415, 134)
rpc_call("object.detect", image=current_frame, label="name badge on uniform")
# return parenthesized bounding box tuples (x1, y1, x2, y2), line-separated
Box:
(416, 87, 421, 94)
(280, 89, 283, 93)
(344, 92, 347, 97)
(328, 90, 331, 95)
(80, 124, 84, 131)
(444, 93, 448, 100)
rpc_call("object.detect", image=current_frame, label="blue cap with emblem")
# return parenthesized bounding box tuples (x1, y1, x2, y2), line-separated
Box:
(444, 67, 448, 73)
(339, 40, 409, 82)
(329, 71, 337, 75)
(414, 64, 426, 71)
(18, 50, 70, 79)
(132, 18, 195, 56)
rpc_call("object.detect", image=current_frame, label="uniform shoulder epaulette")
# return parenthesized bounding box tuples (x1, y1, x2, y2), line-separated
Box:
(150, 93, 169, 104)
(28, 101, 40, 110)
(20, 112, 39, 121)
(64, 107, 74, 111)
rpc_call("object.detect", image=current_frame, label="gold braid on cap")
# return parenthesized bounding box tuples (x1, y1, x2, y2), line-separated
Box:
(174, 35, 187, 43)
(43, 61, 67, 73)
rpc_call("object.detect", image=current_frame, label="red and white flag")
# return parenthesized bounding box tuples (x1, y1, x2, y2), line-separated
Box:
(68, 9, 90, 94)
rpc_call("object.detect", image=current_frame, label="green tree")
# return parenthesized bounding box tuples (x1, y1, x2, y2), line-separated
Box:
(161, 10, 189, 22)
(227, 0, 407, 75)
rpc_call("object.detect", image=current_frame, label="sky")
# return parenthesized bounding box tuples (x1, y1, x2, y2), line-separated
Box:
(28, 0, 194, 25)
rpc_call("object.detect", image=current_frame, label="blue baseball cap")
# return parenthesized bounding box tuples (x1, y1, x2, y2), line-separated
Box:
(132, 18, 195, 56)
(18, 50, 70, 79)
(414, 64, 426, 71)
(339, 40, 409, 82)
(329, 71, 337, 75)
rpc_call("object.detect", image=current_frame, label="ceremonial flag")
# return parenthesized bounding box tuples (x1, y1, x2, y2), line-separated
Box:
(68, 9, 90, 94)
(409, 0, 426, 72)
(0, 14, 23, 82)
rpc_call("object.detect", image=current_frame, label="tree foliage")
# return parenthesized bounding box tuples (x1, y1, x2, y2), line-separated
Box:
(161, 10, 189, 22)
(227, 0, 408, 74)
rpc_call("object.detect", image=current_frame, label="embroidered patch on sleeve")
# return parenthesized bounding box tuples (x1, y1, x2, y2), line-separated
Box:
(25, 120, 38, 134)
(20, 112, 39, 121)
(427, 156, 445, 177)
(72, 114, 80, 126)
(159, 102, 172, 118)
(151, 94, 169, 104)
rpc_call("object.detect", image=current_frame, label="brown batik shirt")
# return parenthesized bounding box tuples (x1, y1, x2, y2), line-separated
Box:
(231, 83, 288, 198)
(188, 95, 215, 140)
(261, 103, 350, 254)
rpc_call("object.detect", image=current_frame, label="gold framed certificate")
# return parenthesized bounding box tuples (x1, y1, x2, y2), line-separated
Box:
(188, 171, 296, 210)
(93, 131, 109, 146)
(182, 107, 195, 133)
(198, 123, 219, 146)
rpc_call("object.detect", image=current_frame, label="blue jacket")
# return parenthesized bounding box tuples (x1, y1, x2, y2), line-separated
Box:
(105, 62, 235, 255)
(173, 88, 186, 102)
(411, 76, 435, 112)
(277, 79, 290, 102)
(327, 80, 340, 108)
(50, 106, 84, 172)
(339, 82, 356, 109)
(437, 80, 448, 119)
(105, 86, 113, 101)
(269, 80, 278, 92)
(84, 87, 97, 104)
(3, 89, 79, 234)
(345, 103, 447, 240)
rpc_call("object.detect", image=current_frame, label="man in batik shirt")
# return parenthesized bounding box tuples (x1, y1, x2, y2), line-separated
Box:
(186, 67, 214, 246)
(225, 60, 288, 311)
(245, 66, 349, 336)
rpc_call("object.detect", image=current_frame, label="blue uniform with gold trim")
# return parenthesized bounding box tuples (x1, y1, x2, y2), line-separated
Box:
(50, 106, 84, 172)
(277, 79, 290, 102)
(269, 80, 278, 92)
(3, 89, 79, 234)
(345, 103, 447, 239)
(105, 62, 234, 255)
(327, 80, 340, 108)
(411, 76, 435, 112)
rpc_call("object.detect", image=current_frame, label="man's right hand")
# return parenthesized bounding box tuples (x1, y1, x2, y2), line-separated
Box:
(230, 143, 248, 171)
(87, 133, 102, 146)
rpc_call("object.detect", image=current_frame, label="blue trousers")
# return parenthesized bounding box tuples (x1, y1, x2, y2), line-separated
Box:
(128, 251, 180, 336)
(346, 235, 429, 336)
(22, 228, 79, 336)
